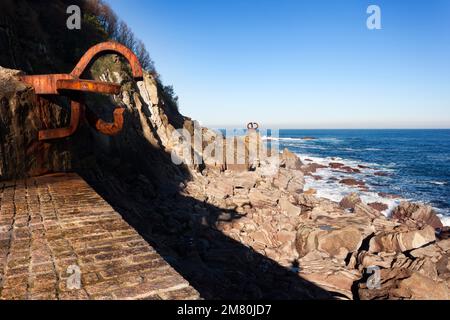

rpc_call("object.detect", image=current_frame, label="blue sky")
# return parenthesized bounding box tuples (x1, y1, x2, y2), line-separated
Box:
(107, 0, 450, 128)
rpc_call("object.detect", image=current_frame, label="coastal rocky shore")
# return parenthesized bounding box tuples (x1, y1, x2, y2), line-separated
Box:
(1, 61, 449, 300)
(180, 148, 450, 299)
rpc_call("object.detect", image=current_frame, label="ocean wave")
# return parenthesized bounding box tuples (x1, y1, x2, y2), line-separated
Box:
(262, 137, 306, 142)
(437, 214, 450, 227)
(338, 147, 383, 152)
(319, 138, 342, 143)
(297, 154, 383, 170)
(262, 136, 342, 143)
(304, 175, 402, 215)
(297, 152, 450, 226)
(299, 153, 402, 215)
(294, 145, 327, 150)
(430, 181, 447, 186)
(364, 148, 383, 151)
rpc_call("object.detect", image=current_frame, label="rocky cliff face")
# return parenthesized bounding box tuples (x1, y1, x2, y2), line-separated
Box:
(0, 67, 72, 178)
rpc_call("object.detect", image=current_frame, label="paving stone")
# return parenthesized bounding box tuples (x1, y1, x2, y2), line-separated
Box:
(0, 173, 199, 300)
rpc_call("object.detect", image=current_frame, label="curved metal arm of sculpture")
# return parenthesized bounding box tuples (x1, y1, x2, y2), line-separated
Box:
(38, 79, 123, 141)
(38, 100, 83, 141)
(85, 107, 125, 136)
(70, 42, 144, 80)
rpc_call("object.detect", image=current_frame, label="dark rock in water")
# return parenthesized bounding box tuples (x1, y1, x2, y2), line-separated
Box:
(301, 163, 327, 175)
(378, 192, 401, 199)
(374, 171, 390, 177)
(339, 179, 365, 187)
(358, 164, 370, 169)
(311, 175, 322, 181)
(368, 202, 389, 212)
(329, 162, 344, 169)
(338, 166, 361, 174)
(392, 202, 443, 229)
(305, 158, 313, 162)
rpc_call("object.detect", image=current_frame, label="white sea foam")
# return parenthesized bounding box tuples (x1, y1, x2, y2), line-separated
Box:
(364, 148, 383, 151)
(297, 153, 450, 225)
(262, 137, 306, 142)
(438, 215, 450, 227)
(304, 173, 402, 217)
(262, 136, 342, 143)
(298, 154, 382, 171)
(430, 181, 447, 186)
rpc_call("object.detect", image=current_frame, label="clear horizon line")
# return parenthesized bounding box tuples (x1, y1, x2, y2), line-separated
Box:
(203, 126, 450, 130)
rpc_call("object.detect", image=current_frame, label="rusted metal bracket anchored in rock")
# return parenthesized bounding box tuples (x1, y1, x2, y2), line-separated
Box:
(20, 42, 143, 141)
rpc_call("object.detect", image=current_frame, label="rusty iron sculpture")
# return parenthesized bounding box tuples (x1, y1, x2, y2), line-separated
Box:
(20, 42, 143, 141)
(247, 122, 259, 131)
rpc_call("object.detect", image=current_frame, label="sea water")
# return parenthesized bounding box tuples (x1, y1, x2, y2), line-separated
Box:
(265, 129, 450, 226)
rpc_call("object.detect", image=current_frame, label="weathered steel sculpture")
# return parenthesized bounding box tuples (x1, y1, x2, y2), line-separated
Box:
(20, 42, 143, 141)
(247, 122, 259, 131)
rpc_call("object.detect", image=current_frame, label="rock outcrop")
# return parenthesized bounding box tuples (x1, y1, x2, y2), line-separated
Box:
(392, 202, 443, 229)
(0, 67, 72, 179)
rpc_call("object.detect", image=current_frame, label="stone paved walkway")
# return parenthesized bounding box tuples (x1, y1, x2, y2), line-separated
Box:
(0, 173, 199, 300)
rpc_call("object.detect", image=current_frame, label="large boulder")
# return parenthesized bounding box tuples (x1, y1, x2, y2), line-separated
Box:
(248, 188, 280, 208)
(359, 268, 449, 300)
(296, 194, 321, 210)
(392, 202, 443, 229)
(298, 251, 361, 299)
(393, 272, 449, 300)
(368, 202, 389, 212)
(296, 223, 364, 260)
(279, 197, 302, 216)
(301, 163, 327, 175)
(357, 251, 397, 269)
(339, 193, 362, 210)
(280, 148, 302, 170)
(205, 179, 234, 200)
(230, 171, 259, 190)
(354, 203, 382, 220)
(369, 225, 436, 253)
(286, 170, 305, 194)
(271, 167, 305, 194)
